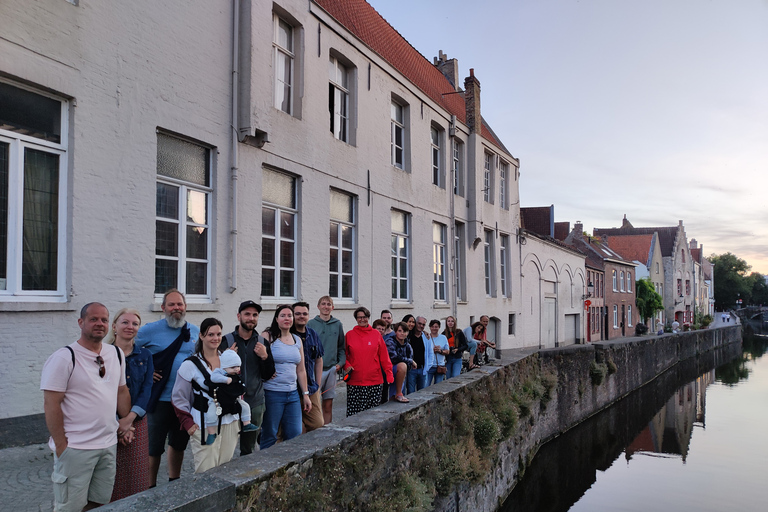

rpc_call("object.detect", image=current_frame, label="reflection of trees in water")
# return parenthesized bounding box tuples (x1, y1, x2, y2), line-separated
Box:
(715, 333, 768, 386)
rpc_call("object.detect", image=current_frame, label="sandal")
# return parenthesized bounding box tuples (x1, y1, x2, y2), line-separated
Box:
(394, 394, 410, 403)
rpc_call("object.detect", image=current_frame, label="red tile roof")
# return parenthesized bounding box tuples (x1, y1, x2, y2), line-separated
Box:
(605, 234, 653, 265)
(593, 220, 679, 257)
(314, 0, 509, 153)
(690, 248, 701, 263)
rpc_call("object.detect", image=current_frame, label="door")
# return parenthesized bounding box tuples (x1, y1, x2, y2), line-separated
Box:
(543, 297, 557, 348)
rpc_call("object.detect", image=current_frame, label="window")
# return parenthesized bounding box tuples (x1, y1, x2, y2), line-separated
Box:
(508, 313, 516, 335)
(329, 189, 354, 300)
(453, 140, 464, 196)
(612, 270, 617, 291)
(627, 272, 632, 293)
(656, 262, 659, 274)
(620, 271, 625, 292)
(432, 222, 446, 301)
(262, 169, 297, 298)
(431, 126, 443, 187)
(484, 230, 495, 296)
(391, 99, 406, 169)
(613, 305, 618, 328)
(677, 279, 682, 296)
(627, 305, 633, 327)
(0, 81, 67, 299)
(454, 221, 466, 301)
(499, 160, 509, 209)
(155, 133, 211, 298)
(273, 15, 295, 114)
(391, 210, 409, 300)
(483, 152, 493, 203)
(681, 249, 685, 263)
(500, 234, 510, 297)
(329, 56, 350, 142)
(685, 279, 691, 296)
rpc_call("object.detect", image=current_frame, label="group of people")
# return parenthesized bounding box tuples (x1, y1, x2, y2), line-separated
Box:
(40, 290, 494, 511)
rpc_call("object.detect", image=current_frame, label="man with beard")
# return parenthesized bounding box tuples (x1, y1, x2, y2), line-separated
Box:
(41, 302, 132, 511)
(406, 316, 434, 394)
(221, 300, 275, 455)
(136, 289, 199, 487)
(291, 301, 324, 432)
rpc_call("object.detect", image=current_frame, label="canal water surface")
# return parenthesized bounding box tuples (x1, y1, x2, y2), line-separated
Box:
(502, 334, 768, 511)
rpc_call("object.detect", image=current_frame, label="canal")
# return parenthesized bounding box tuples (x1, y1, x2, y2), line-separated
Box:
(501, 331, 768, 511)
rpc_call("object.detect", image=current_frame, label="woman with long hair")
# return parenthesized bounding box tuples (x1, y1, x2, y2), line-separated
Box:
(469, 322, 486, 369)
(107, 308, 153, 501)
(172, 318, 240, 473)
(442, 316, 468, 378)
(424, 319, 449, 386)
(260, 304, 312, 449)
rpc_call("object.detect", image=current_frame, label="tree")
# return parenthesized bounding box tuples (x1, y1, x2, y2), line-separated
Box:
(635, 278, 663, 325)
(710, 252, 752, 310)
(748, 272, 768, 307)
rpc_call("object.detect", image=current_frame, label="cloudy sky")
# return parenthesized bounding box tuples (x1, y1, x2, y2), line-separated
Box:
(368, 0, 768, 273)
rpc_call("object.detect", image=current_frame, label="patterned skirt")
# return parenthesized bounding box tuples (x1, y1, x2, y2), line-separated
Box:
(110, 416, 149, 502)
(346, 384, 384, 417)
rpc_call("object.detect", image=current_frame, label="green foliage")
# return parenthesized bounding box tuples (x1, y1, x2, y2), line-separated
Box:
(635, 278, 663, 324)
(711, 252, 752, 309)
(473, 409, 501, 448)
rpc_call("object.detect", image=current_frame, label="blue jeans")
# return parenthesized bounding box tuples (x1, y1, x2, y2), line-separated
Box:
(406, 368, 426, 394)
(260, 390, 302, 450)
(467, 338, 478, 356)
(427, 366, 445, 386)
(446, 357, 462, 378)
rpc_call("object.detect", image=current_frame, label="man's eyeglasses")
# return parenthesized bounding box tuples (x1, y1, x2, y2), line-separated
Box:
(95, 355, 105, 378)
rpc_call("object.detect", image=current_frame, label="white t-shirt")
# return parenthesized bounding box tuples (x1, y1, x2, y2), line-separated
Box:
(40, 341, 126, 450)
(176, 356, 239, 428)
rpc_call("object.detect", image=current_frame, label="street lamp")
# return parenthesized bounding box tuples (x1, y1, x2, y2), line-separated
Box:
(582, 282, 594, 301)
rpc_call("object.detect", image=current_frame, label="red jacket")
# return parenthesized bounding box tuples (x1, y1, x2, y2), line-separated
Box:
(344, 325, 394, 386)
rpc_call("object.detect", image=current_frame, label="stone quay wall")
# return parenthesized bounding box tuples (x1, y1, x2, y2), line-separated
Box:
(101, 326, 741, 512)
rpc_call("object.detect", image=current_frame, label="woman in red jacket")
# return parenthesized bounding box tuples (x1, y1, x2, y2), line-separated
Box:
(344, 307, 394, 417)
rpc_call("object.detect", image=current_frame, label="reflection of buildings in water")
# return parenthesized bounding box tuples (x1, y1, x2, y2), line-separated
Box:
(626, 371, 714, 462)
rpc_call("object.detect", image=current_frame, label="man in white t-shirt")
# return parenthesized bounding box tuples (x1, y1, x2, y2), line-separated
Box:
(41, 302, 131, 512)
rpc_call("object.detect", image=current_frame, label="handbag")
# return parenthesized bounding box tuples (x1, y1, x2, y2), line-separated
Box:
(430, 335, 447, 375)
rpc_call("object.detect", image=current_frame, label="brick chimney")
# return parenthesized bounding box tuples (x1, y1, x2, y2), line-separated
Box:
(434, 50, 460, 92)
(464, 68, 481, 134)
(690, 238, 698, 250)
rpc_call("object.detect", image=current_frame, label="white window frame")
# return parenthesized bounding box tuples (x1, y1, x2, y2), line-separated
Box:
(627, 272, 632, 293)
(483, 152, 493, 203)
(431, 126, 442, 187)
(454, 221, 466, 301)
(155, 132, 212, 301)
(620, 271, 625, 292)
(329, 56, 350, 143)
(612, 270, 617, 291)
(508, 313, 516, 335)
(484, 229, 495, 297)
(453, 140, 464, 196)
(500, 234, 510, 297)
(627, 305, 633, 327)
(329, 189, 355, 300)
(433, 222, 446, 302)
(613, 305, 618, 328)
(261, 170, 298, 299)
(391, 209, 410, 301)
(0, 83, 68, 301)
(273, 14, 295, 114)
(391, 100, 405, 169)
(499, 160, 508, 209)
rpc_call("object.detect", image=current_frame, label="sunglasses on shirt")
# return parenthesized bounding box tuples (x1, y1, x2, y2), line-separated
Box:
(95, 355, 105, 378)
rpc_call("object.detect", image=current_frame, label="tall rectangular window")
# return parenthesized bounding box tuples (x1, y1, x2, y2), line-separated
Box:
(484, 229, 494, 296)
(483, 152, 493, 203)
(329, 56, 349, 142)
(612, 270, 618, 291)
(431, 126, 442, 187)
(274, 15, 294, 114)
(262, 169, 297, 298)
(453, 140, 464, 196)
(155, 133, 211, 298)
(0, 81, 67, 299)
(391, 210, 409, 300)
(329, 189, 354, 299)
(508, 313, 516, 335)
(685, 279, 690, 296)
(677, 278, 682, 296)
(627, 305, 633, 327)
(433, 222, 446, 301)
(500, 234, 510, 297)
(391, 100, 405, 169)
(613, 305, 618, 328)
(627, 272, 632, 292)
(620, 271, 625, 292)
(455, 221, 466, 301)
(499, 161, 508, 209)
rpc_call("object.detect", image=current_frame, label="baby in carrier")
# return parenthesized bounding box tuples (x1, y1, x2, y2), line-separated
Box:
(203, 349, 258, 444)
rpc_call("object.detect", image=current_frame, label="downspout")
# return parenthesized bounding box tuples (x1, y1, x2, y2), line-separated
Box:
(230, 0, 240, 292)
(449, 115, 457, 320)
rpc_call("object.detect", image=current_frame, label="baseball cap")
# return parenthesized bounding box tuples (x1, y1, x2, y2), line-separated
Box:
(238, 300, 262, 314)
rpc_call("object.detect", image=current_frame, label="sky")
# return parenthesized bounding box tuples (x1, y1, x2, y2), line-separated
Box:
(367, 0, 768, 273)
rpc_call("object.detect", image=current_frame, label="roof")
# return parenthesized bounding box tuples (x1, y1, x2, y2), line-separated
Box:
(564, 229, 633, 271)
(605, 234, 654, 266)
(554, 222, 570, 241)
(593, 217, 680, 257)
(520, 206, 554, 237)
(690, 248, 701, 263)
(314, 0, 509, 154)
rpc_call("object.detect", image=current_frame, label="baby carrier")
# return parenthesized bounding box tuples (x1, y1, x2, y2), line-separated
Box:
(185, 356, 246, 440)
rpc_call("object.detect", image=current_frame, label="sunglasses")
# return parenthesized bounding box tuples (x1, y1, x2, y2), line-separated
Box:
(95, 355, 105, 378)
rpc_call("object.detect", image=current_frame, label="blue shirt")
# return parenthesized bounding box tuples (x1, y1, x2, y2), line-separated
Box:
(124, 346, 154, 418)
(136, 319, 199, 402)
(296, 327, 324, 395)
(264, 335, 302, 393)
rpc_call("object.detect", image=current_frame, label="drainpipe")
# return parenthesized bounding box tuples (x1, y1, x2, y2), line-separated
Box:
(449, 114, 457, 320)
(230, 0, 240, 293)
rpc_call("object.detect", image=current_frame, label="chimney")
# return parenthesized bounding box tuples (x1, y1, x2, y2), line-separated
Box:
(434, 50, 460, 91)
(690, 238, 698, 250)
(464, 69, 481, 134)
(621, 214, 633, 229)
(574, 221, 584, 235)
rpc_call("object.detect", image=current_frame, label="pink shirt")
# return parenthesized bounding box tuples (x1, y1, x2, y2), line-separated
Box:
(40, 341, 126, 450)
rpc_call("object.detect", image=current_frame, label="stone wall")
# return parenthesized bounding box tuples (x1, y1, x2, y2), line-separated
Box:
(101, 326, 741, 512)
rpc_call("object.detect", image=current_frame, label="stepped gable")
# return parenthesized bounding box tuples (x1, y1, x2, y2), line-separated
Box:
(605, 234, 654, 265)
(314, 0, 508, 153)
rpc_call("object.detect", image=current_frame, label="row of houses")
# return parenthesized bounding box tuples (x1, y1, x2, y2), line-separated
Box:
(0, 0, 711, 424)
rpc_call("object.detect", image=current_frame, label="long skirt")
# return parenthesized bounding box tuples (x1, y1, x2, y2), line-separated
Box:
(110, 416, 149, 502)
(346, 384, 384, 417)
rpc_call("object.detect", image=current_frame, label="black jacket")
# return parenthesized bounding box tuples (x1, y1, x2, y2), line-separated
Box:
(223, 328, 276, 408)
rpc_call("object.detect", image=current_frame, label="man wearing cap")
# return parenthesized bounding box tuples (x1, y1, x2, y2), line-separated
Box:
(222, 300, 275, 456)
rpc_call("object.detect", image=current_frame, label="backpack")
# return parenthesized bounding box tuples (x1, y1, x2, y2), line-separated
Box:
(65, 344, 123, 382)
(185, 356, 244, 437)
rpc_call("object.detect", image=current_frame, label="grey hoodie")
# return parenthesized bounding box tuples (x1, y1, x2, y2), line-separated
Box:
(307, 315, 346, 370)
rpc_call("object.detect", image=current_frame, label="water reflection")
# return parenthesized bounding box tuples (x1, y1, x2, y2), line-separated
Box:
(500, 340, 747, 512)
